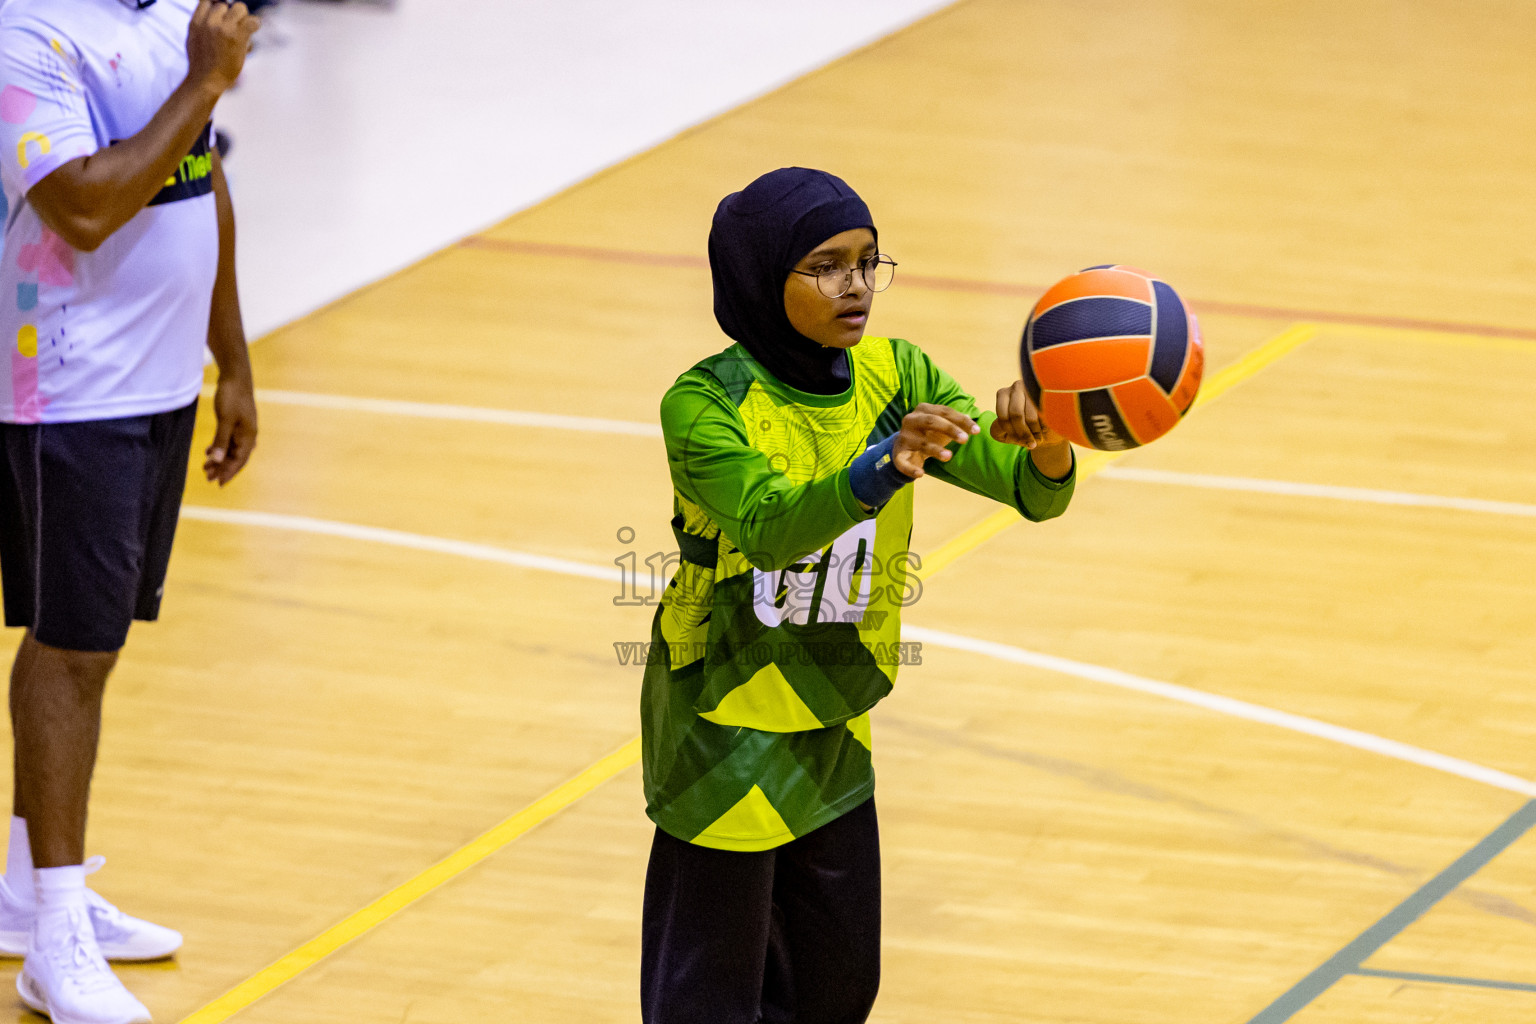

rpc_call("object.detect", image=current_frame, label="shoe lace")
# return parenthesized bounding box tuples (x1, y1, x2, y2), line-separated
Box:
(40, 907, 118, 995)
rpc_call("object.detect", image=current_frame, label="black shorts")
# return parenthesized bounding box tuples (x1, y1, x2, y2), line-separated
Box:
(0, 401, 197, 653)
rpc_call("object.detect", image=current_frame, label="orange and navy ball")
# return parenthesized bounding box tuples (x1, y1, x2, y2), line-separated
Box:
(1019, 265, 1204, 451)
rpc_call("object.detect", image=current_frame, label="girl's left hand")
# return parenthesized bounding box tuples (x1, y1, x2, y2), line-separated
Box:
(990, 379, 1064, 450)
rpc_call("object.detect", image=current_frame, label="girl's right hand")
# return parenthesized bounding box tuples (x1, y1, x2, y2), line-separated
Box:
(892, 403, 980, 478)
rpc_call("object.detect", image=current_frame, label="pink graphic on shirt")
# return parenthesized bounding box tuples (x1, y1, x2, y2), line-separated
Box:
(0, 86, 37, 125)
(10, 347, 43, 424)
(17, 231, 74, 287)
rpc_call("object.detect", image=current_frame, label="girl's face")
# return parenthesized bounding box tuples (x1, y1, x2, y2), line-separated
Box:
(783, 228, 877, 350)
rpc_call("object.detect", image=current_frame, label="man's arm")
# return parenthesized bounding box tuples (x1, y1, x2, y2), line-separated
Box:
(27, 0, 260, 252)
(202, 147, 256, 485)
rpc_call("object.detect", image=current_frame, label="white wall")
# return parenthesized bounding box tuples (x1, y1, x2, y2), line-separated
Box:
(218, 0, 957, 338)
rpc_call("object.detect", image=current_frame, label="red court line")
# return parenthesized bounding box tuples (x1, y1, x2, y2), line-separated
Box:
(459, 236, 706, 269)
(456, 236, 1536, 342)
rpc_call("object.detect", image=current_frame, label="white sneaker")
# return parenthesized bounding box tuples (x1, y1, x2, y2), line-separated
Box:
(17, 906, 151, 1024)
(0, 858, 181, 961)
(0, 874, 34, 956)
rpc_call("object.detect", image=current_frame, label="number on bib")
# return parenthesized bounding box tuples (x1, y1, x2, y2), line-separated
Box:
(752, 519, 878, 627)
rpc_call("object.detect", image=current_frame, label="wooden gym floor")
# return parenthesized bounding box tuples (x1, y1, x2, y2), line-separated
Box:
(3, 1, 1534, 1021)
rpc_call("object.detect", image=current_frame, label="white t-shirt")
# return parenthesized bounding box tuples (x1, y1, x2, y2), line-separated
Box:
(0, 0, 215, 424)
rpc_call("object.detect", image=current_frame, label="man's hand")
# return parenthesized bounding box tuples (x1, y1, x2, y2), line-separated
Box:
(992, 380, 1072, 479)
(204, 374, 257, 485)
(892, 403, 979, 478)
(187, 1, 262, 96)
(26, 1, 262, 251)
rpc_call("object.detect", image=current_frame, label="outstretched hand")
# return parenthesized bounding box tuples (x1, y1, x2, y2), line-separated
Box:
(991, 380, 1073, 479)
(892, 403, 980, 478)
(990, 380, 1063, 449)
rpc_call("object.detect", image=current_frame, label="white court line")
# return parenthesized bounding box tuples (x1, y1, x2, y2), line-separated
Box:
(1100, 466, 1536, 519)
(902, 626, 1536, 799)
(179, 504, 1536, 799)
(179, 506, 621, 583)
(232, 388, 664, 438)
(220, 387, 1536, 519)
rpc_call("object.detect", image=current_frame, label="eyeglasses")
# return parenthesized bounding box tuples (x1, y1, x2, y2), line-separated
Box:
(789, 254, 898, 298)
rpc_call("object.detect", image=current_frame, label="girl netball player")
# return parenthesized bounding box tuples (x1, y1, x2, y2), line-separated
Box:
(641, 167, 1075, 1023)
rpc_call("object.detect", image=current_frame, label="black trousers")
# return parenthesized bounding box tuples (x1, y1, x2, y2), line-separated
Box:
(642, 797, 881, 1024)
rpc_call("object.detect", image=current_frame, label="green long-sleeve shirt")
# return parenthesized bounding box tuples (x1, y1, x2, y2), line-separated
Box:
(641, 336, 1074, 850)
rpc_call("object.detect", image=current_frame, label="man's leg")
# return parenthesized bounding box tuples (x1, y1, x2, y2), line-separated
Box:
(0, 414, 178, 1023)
(1, 635, 41, 929)
(1, 425, 37, 862)
(0, 427, 39, 936)
(9, 632, 39, 819)
(11, 632, 118, 868)
(11, 409, 189, 964)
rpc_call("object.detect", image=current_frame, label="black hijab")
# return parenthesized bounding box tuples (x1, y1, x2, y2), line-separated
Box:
(708, 168, 876, 395)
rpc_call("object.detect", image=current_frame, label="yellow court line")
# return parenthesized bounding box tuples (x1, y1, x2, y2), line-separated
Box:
(177, 737, 642, 1024)
(921, 323, 1319, 577)
(178, 322, 1317, 1024)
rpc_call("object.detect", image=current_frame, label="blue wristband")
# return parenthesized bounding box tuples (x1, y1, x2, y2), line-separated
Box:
(848, 434, 915, 509)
